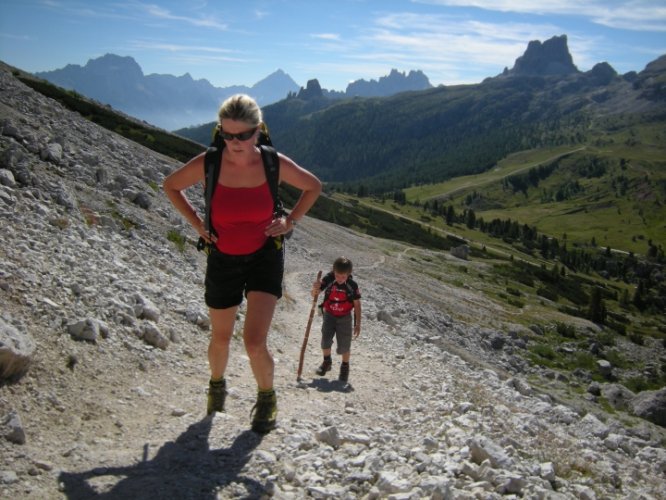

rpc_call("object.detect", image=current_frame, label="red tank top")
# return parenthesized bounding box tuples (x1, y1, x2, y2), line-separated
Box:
(210, 182, 273, 255)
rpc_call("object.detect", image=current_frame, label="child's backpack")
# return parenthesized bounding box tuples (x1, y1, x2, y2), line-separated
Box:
(318, 273, 357, 312)
(197, 123, 288, 253)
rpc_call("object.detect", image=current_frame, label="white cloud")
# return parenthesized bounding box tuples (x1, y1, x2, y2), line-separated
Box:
(130, 41, 236, 55)
(141, 4, 228, 30)
(411, 0, 666, 31)
(362, 13, 557, 71)
(311, 33, 341, 41)
(305, 9, 633, 86)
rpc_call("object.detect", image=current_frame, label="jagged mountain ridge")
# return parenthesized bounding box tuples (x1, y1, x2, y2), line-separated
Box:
(34, 54, 435, 132)
(1, 62, 666, 499)
(175, 35, 665, 191)
(35, 54, 300, 131)
(260, 36, 666, 190)
(345, 68, 432, 97)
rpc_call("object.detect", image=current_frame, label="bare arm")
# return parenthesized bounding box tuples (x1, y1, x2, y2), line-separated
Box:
(279, 153, 322, 223)
(353, 300, 361, 338)
(162, 152, 212, 242)
(264, 152, 322, 237)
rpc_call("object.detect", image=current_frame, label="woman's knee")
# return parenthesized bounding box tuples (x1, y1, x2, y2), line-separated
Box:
(244, 332, 268, 356)
(210, 326, 234, 346)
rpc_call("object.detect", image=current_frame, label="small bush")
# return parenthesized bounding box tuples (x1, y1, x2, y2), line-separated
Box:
(508, 298, 525, 308)
(167, 230, 186, 252)
(607, 320, 627, 335)
(604, 349, 629, 369)
(573, 351, 597, 371)
(625, 377, 649, 392)
(556, 322, 577, 338)
(596, 331, 616, 347)
(629, 332, 645, 345)
(532, 343, 556, 360)
(537, 286, 559, 302)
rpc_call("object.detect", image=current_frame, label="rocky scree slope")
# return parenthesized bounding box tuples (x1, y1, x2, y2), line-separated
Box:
(1, 65, 665, 499)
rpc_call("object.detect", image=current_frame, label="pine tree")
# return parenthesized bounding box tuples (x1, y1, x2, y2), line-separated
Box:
(588, 287, 606, 324)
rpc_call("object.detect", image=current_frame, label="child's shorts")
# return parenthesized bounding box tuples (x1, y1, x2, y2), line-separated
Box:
(321, 311, 353, 354)
(204, 239, 284, 309)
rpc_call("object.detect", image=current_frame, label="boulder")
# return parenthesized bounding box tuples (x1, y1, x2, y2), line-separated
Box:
(631, 388, 666, 427)
(0, 319, 35, 380)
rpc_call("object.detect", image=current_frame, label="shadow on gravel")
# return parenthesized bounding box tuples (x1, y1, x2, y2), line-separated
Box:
(58, 416, 264, 499)
(305, 378, 355, 393)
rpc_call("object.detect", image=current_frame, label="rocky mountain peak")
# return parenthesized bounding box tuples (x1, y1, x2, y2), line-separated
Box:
(587, 61, 618, 85)
(346, 68, 432, 97)
(643, 54, 666, 74)
(509, 34, 578, 77)
(297, 78, 324, 100)
(84, 53, 144, 79)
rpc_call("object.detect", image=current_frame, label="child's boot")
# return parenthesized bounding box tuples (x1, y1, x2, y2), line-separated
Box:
(339, 362, 349, 383)
(316, 356, 332, 376)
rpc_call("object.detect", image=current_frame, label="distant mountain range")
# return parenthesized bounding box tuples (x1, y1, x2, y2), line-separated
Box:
(34, 55, 433, 130)
(34, 55, 300, 130)
(255, 35, 665, 191)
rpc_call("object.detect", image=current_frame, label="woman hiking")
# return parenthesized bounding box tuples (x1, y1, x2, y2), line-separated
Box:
(163, 94, 321, 433)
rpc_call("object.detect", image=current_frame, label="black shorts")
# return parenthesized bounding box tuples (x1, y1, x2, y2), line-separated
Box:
(204, 239, 284, 309)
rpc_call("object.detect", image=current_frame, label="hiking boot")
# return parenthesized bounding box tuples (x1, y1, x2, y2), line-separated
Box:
(339, 363, 349, 383)
(207, 378, 227, 415)
(250, 390, 277, 434)
(316, 359, 332, 376)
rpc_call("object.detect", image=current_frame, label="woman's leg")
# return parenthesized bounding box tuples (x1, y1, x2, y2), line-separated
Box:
(243, 291, 278, 390)
(208, 306, 238, 379)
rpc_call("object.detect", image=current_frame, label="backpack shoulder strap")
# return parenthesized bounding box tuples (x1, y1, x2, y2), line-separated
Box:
(319, 272, 335, 303)
(203, 145, 223, 235)
(259, 145, 282, 216)
(320, 275, 357, 304)
(200, 140, 280, 251)
(344, 280, 357, 301)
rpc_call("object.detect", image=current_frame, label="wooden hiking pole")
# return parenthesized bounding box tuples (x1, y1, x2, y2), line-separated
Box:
(297, 270, 322, 381)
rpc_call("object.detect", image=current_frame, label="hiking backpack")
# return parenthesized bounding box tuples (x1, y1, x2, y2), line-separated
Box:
(197, 124, 288, 252)
(318, 273, 358, 311)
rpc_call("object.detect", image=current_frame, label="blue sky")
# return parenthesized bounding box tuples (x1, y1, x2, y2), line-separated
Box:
(1, 0, 665, 91)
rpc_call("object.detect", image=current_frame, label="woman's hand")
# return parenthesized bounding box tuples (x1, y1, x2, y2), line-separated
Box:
(264, 216, 294, 237)
(195, 219, 216, 244)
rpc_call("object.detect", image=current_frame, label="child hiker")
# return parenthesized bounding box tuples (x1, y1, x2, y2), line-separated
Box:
(312, 257, 362, 382)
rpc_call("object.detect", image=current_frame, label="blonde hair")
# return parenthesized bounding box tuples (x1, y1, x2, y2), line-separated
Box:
(218, 94, 262, 127)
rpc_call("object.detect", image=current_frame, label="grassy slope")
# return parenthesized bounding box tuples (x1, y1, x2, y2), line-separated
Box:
(398, 123, 666, 256)
(337, 123, 665, 357)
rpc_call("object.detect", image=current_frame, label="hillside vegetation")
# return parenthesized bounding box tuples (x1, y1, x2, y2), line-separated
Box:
(13, 69, 204, 163)
(335, 122, 666, 376)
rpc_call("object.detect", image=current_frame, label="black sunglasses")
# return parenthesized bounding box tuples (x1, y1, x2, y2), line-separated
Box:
(220, 127, 257, 141)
